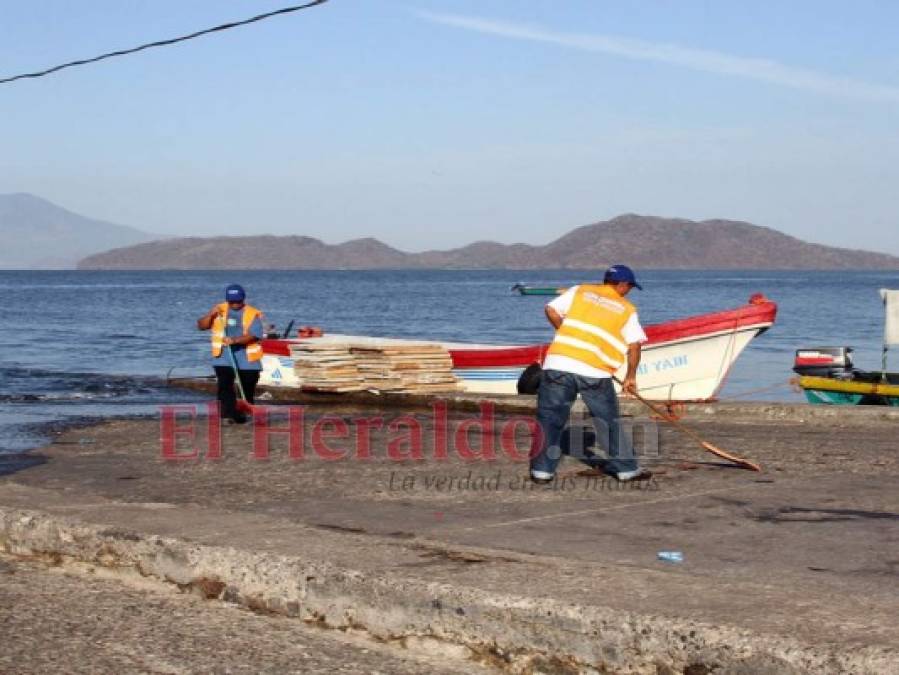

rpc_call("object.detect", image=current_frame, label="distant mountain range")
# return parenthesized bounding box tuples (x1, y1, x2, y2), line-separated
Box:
(4, 192, 898, 270)
(0, 193, 155, 269)
(79, 213, 899, 270)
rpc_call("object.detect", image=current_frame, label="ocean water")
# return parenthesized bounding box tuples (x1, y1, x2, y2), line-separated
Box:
(1, 269, 896, 454)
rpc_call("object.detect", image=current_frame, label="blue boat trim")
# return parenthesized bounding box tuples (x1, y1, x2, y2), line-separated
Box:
(454, 370, 524, 380)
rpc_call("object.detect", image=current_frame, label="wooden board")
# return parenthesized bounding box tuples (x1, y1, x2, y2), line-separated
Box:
(289, 341, 461, 393)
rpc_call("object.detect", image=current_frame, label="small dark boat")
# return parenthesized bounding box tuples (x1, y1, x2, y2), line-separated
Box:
(510, 283, 568, 296)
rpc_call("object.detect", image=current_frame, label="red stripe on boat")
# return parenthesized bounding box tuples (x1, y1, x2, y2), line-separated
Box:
(643, 299, 776, 345)
(449, 344, 549, 368)
(260, 339, 294, 357)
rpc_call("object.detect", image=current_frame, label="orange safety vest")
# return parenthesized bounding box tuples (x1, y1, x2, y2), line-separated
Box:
(211, 302, 264, 362)
(546, 285, 635, 373)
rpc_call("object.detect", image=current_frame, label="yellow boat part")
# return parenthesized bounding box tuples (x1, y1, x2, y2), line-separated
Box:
(798, 376, 899, 397)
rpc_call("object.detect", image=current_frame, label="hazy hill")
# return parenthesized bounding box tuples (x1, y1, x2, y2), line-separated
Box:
(79, 235, 410, 270)
(78, 214, 899, 270)
(0, 193, 155, 269)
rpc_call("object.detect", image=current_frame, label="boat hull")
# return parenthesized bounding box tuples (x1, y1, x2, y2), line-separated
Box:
(259, 297, 777, 402)
(444, 326, 766, 400)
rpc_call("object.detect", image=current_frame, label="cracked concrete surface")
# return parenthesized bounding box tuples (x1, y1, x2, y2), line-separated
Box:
(0, 554, 484, 674)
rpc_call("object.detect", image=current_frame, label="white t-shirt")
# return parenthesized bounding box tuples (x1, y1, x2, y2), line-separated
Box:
(542, 285, 647, 379)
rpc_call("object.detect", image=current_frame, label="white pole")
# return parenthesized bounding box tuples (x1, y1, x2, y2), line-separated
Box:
(881, 289, 897, 381)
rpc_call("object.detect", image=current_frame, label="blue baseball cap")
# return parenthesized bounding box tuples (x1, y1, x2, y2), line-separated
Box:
(225, 284, 246, 302)
(603, 264, 642, 290)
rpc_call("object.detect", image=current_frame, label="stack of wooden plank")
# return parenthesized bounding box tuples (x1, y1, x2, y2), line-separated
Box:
(288, 343, 365, 392)
(350, 347, 404, 391)
(350, 344, 461, 393)
(289, 340, 462, 394)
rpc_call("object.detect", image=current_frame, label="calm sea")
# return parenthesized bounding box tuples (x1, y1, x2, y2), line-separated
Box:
(1, 269, 896, 455)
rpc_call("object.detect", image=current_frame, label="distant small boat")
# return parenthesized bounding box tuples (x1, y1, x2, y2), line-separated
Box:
(793, 289, 899, 406)
(511, 283, 568, 296)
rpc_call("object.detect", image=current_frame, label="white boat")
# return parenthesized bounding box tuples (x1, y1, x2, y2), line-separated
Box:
(258, 294, 777, 402)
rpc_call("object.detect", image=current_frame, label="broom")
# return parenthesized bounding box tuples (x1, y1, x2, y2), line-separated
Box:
(226, 343, 256, 416)
(613, 376, 762, 472)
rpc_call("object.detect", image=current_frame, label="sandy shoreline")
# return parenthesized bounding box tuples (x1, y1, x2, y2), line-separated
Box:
(2, 399, 897, 673)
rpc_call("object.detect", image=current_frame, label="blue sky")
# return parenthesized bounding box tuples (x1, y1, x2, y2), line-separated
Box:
(2, 1, 898, 253)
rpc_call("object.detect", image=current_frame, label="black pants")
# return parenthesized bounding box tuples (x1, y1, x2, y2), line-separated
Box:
(213, 366, 260, 419)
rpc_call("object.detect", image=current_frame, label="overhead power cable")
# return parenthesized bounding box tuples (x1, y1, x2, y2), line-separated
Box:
(0, 0, 330, 85)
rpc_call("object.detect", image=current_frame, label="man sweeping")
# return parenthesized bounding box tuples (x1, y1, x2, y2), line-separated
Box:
(196, 284, 264, 424)
(530, 265, 650, 483)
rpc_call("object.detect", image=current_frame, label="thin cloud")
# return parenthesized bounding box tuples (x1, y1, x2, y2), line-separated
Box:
(419, 11, 899, 104)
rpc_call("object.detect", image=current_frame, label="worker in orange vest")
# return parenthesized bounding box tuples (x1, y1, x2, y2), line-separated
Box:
(196, 284, 264, 424)
(531, 265, 650, 483)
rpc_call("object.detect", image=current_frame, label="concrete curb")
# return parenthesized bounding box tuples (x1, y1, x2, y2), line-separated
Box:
(1, 507, 894, 674)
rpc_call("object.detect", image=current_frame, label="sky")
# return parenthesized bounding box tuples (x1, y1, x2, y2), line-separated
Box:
(1, 1, 898, 254)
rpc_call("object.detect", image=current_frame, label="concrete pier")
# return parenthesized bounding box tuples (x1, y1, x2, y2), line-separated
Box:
(1, 399, 897, 673)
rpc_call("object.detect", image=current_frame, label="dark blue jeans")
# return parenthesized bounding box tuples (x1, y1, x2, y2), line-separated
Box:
(530, 369, 638, 478)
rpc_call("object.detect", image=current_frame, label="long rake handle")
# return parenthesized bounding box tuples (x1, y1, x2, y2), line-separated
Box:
(613, 376, 762, 472)
(226, 344, 248, 401)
